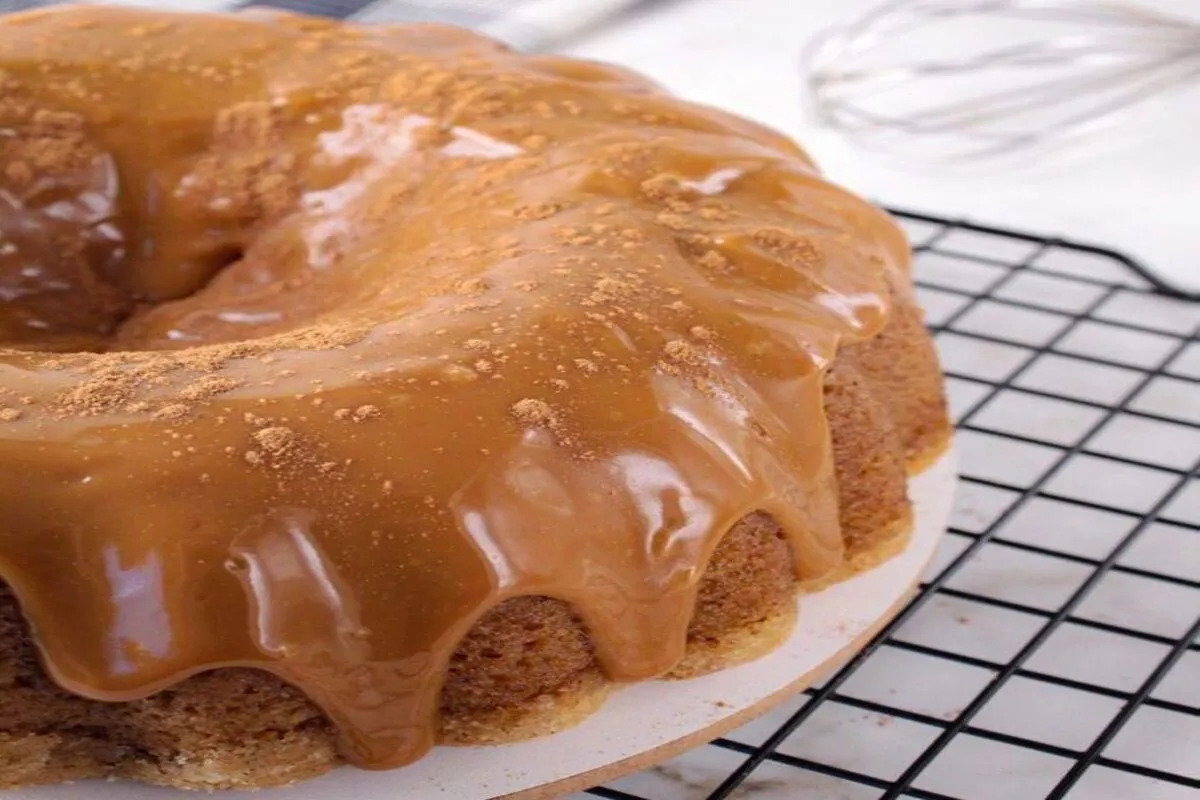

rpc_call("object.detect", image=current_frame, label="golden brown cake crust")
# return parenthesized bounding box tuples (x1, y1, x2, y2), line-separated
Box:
(0, 289, 948, 789)
(0, 4, 951, 790)
(843, 281, 953, 468)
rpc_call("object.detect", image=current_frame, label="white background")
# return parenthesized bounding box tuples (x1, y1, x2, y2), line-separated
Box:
(564, 0, 1200, 293)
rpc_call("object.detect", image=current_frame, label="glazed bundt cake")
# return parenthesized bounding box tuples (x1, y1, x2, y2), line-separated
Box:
(0, 4, 950, 790)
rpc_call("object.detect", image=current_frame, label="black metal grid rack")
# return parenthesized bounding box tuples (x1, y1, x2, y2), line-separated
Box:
(579, 210, 1200, 800)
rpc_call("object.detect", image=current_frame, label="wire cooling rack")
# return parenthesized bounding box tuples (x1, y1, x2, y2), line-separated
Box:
(571, 210, 1200, 800)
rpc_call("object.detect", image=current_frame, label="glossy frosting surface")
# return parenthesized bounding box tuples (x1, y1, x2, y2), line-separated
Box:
(0, 5, 909, 768)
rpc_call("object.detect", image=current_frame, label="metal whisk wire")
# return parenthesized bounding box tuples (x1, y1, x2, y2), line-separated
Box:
(804, 0, 1200, 162)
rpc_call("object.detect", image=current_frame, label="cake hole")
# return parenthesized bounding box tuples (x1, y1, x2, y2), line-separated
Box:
(205, 244, 245, 274)
(0, 235, 253, 355)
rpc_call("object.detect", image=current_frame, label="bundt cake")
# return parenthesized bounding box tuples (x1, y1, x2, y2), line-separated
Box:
(0, 4, 950, 790)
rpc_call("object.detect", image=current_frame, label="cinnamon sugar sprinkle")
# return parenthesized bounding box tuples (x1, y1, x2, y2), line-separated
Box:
(0, 2, 907, 779)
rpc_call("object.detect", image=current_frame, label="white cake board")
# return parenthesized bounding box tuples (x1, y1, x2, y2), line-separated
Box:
(18, 447, 956, 800)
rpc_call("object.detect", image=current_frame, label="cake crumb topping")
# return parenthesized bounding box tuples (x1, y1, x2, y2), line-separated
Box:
(510, 398, 556, 427)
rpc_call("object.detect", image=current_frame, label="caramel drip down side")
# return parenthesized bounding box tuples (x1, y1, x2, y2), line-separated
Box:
(0, 6, 909, 769)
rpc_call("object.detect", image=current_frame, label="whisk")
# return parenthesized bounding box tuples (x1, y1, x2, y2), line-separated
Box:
(804, 0, 1200, 162)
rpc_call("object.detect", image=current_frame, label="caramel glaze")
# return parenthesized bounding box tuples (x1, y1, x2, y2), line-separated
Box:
(0, 5, 913, 769)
